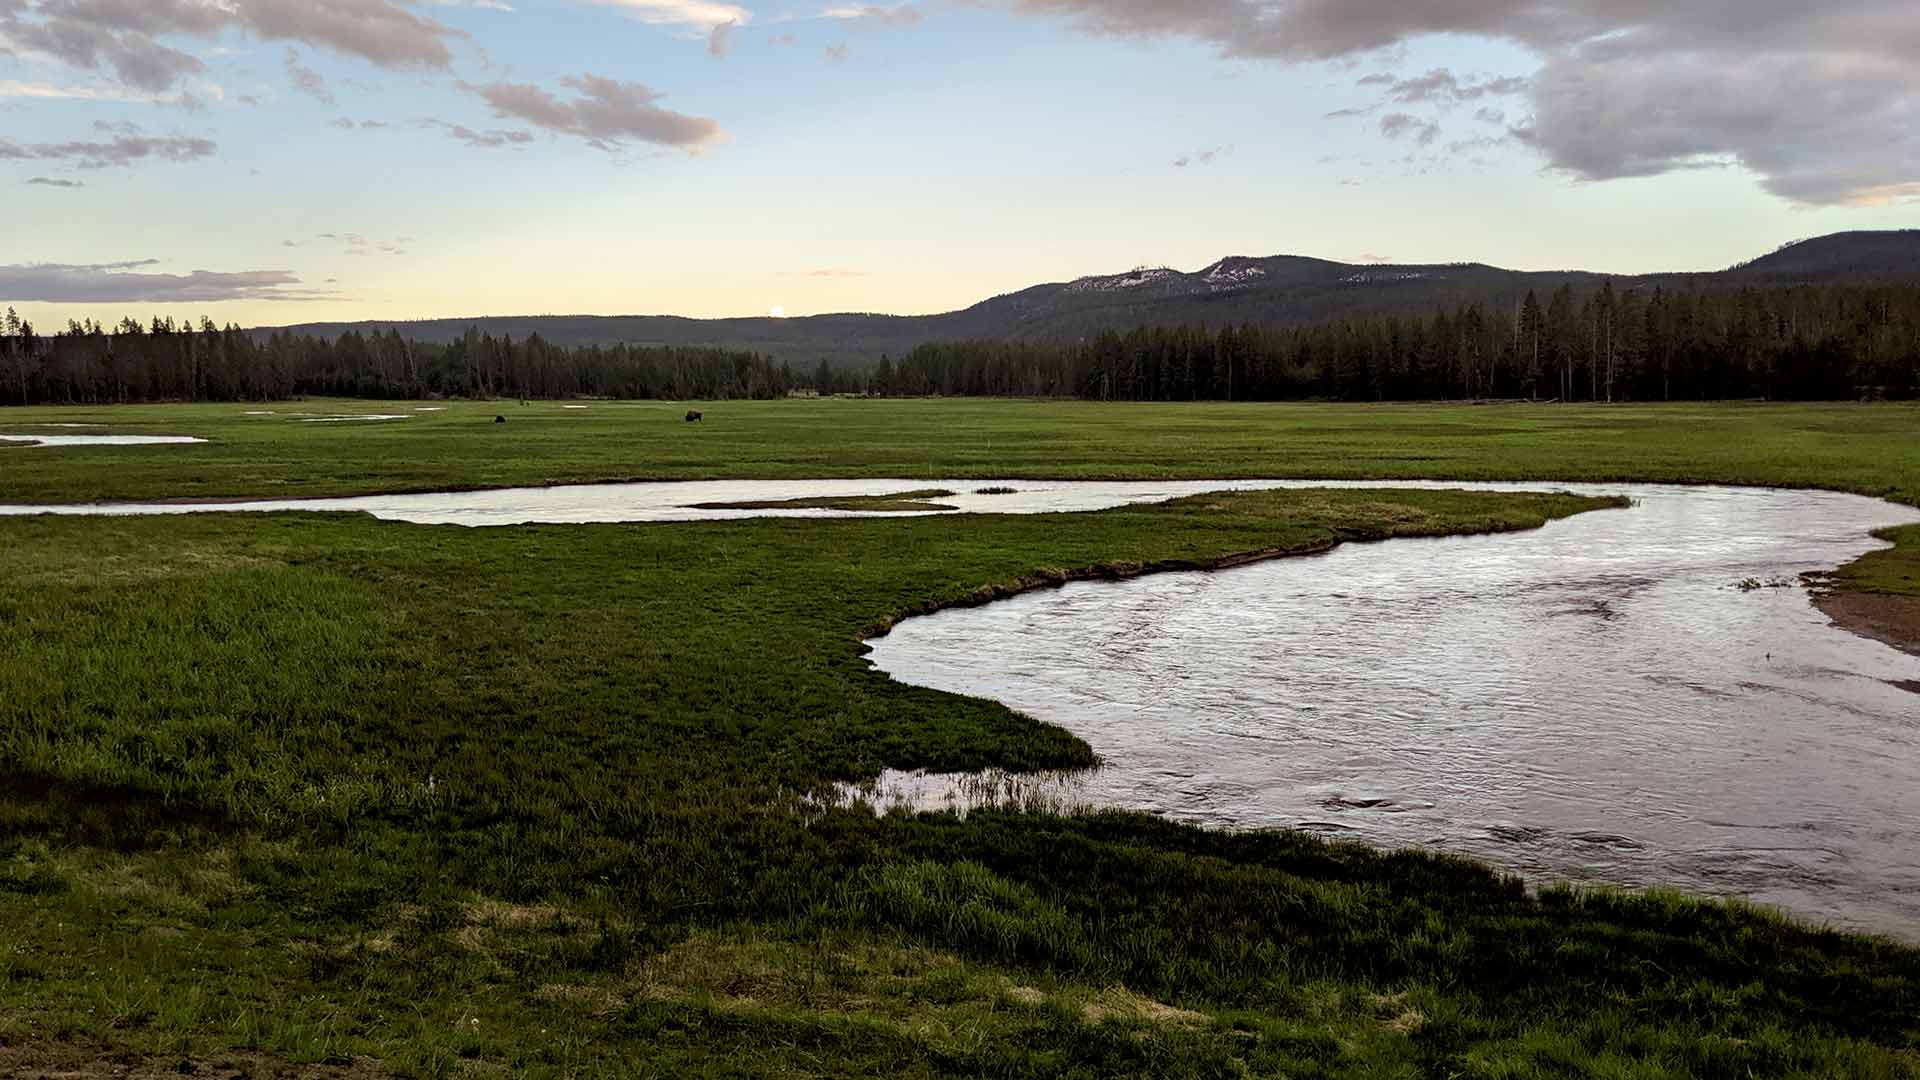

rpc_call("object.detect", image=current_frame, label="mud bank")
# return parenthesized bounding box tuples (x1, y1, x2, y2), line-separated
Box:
(1812, 591, 1920, 658)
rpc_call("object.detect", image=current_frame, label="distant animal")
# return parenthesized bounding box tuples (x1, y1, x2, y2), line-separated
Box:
(685, 410, 704, 423)
(494, 415, 507, 424)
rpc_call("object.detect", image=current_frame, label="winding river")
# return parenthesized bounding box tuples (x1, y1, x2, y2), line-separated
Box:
(4, 477, 1917, 934)
(853, 483, 1920, 937)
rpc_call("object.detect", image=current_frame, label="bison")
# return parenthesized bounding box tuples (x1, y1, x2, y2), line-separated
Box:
(685, 410, 704, 423)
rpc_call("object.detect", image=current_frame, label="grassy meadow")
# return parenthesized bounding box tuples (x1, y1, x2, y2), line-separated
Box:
(2, 399, 1919, 1077)
(0, 398, 1916, 505)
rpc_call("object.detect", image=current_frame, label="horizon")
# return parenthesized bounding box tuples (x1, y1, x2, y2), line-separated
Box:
(27, 229, 1916, 334)
(4, 1, 1918, 329)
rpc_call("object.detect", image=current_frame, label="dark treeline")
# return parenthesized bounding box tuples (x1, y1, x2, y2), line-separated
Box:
(0, 313, 799, 405)
(5, 283, 1918, 405)
(886, 284, 1920, 402)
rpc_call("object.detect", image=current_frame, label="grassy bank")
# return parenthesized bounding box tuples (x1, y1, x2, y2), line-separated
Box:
(12, 489, 1920, 1077)
(0, 399, 1916, 506)
(1811, 524, 1920, 660)
(1826, 525, 1920, 598)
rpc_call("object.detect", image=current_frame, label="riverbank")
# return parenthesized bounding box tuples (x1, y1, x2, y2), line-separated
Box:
(10, 489, 1920, 1077)
(1809, 524, 1920, 658)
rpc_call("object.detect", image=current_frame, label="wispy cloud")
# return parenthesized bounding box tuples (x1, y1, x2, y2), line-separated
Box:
(467, 74, 725, 152)
(586, 0, 750, 30)
(822, 4, 923, 26)
(707, 19, 737, 59)
(1378, 113, 1440, 146)
(0, 0, 463, 95)
(26, 176, 84, 188)
(0, 123, 216, 169)
(437, 121, 535, 149)
(283, 47, 333, 105)
(0, 261, 324, 303)
(1172, 145, 1230, 168)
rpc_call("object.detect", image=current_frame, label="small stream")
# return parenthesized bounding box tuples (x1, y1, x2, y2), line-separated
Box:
(851, 484, 1920, 938)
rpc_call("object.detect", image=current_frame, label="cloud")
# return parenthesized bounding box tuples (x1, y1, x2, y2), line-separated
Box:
(0, 77, 144, 99)
(0, 129, 216, 168)
(469, 74, 724, 152)
(0, 0, 462, 94)
(329, 117, 386, 128)
(706, 18, 735, 58)
(586, 0, 748, 30)
(1375, 68, 1529, 106)
(822, 3, 923, 26)
(1378, 113, 1439, 146)
(768, 31, 795, 45)
(316, 231, 412, 255)
(1172, 144, 1229, 168)
(26, 175, 84, 187)
(824, 41, 848, 63)
(0, 261, 322, 303)
(283, 47, 333, 104)
(1004, 0, 1920, 206)
(440, 121, 534, 148)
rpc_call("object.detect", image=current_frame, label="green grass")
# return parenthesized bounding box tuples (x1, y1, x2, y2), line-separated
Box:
(0, 398, 1916, 506)
(3, 400, 1920, 1076)
(1828, 524, 1920, 598)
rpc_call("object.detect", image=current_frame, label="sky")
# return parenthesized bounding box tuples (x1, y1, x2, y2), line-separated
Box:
(2, 0, 1917, 329)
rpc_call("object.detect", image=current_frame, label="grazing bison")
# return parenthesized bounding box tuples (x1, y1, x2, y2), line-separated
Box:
(685, 410, 704, 423)
(494, 415, 507, 424)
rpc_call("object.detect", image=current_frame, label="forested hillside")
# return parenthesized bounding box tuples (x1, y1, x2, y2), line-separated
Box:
(887, 284, 1920, 403)
(4, 282, 1916, 405)
(254, 230, 1920, 367)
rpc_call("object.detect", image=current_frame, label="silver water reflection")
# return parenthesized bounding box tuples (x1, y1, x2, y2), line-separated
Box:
(0, 477, 1467, 525)
(861, 485, 1920, 937)
(0, 434, 208, 447)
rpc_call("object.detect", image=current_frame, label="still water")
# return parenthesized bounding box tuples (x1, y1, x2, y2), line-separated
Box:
(855, 484, 1920, 937)
(0, 434, 208, 447)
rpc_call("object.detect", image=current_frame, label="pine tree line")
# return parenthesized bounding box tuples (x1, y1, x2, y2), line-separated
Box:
(885, 284, 1920, 402)
(4, 283, 1916, 406)
(0, 315, 799, 406)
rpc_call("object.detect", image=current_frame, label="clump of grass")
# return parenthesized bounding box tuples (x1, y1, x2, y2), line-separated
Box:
(689, 489, 958, 513)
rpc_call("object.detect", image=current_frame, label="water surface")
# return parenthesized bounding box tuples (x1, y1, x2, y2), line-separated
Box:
(0, 478, 1448, 524)
(858, 484, 1920, 937)
(0, 434, 208, 448)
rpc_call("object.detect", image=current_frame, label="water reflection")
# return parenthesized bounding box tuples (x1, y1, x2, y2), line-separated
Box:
(859, 485, 1920, 937)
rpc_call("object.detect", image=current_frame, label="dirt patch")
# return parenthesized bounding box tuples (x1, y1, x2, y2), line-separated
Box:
(1811, 591, 1920, 658)
(0, 1041, 384, 1079)
(1080, 987, 1208, 1028)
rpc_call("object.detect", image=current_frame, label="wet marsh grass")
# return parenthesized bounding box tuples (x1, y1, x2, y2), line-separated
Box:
(3, 400, 1920, 1076)
(1830, 524, 1920, 597)
(3, 490, 1919, 1075)
(1, 398, 1917, 507)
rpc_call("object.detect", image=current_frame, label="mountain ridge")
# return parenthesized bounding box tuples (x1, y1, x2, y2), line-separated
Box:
(257, 230, 1920, 367)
